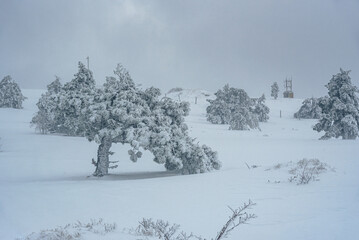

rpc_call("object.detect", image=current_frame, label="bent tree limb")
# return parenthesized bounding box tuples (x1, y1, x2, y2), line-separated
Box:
(215, 200, 256, 240)
(93, 136, 112, 177)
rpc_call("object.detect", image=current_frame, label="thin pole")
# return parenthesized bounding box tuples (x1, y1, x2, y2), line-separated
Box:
(86, 56, 90, 69)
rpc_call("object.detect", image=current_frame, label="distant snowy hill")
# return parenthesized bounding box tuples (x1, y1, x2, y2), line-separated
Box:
(166, 87, 214, 102)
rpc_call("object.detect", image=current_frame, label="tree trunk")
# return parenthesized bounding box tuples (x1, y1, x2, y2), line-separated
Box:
(93, 136, 112, 177)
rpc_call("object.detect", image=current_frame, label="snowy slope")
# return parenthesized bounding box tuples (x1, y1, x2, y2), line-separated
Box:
(0, 89, 358, 240)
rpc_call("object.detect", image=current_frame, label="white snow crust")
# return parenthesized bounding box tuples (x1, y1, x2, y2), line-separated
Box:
(1, 89, 358, 239)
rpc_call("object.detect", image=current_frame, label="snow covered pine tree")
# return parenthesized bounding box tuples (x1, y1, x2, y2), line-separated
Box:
(313, 69, 359, 139)
(206, 84, 233, 124)
(59, 62, 96, 136)
(271, 82, 279, 100)
(0, 75, 26, 109)
(252, 94, 270, 122)
(229, 106, 259, 130)
(86, 64, 221, 176)
(207, 85, 263, 130)
(31, 76, 63, 134)
(294, 97, 323, 119)
(32, 63, 96, 136)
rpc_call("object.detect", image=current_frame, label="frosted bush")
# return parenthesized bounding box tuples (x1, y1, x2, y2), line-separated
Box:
(18, 219, 116, 240)
(130, 201, 256, 240)
(289, 159, 329, 185)
(294, 97, 323, 119)
(207, 85, 268, 130)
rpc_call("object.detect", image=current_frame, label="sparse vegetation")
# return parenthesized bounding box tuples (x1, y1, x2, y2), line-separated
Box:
(129, 201, 256, 240)
(266, 159, 333, 185)
(289, 159, 330, 185)
(18, 202, 256, 240)
(17, 219, 116, 240)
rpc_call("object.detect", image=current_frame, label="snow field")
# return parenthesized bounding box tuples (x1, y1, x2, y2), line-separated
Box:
(0, 89, 358, 239)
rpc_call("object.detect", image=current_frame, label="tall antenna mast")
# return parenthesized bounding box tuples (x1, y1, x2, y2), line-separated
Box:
(86, 56, 90, 69)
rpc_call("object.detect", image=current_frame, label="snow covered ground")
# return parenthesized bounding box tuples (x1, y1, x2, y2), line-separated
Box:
(1, 89, 358, 239)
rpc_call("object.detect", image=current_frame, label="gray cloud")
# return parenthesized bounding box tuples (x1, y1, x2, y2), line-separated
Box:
(0, 0, 358, 98)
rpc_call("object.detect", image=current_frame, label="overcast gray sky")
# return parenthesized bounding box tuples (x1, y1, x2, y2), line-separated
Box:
(0, 0, 358, 98)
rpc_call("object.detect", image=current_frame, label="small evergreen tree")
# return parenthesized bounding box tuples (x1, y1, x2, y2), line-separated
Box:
(31, 76, 63, 134)
(313, 69, 359, 139)
(294, 97, 323, 119)
(58, 62, 96, 136)
(252, 94, 270, 122)
(86, 64, 221, 176)
(32, 63, 95, 136)
(207, 85, 264, 130)
(0, 75, 26, 109)
(47, 76, 62, 94)
(271, 82, 279, 100)
(206, 85, 233, 124)
(229, 106, 259, 130)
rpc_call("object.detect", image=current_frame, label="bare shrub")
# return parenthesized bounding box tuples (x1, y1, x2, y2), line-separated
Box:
(18, 219, 116, 240)
(135, 218, 189, 240)
(289, 158, 329, 184)
(131, 200, 256, 240)
(213, 200, 256, 240)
